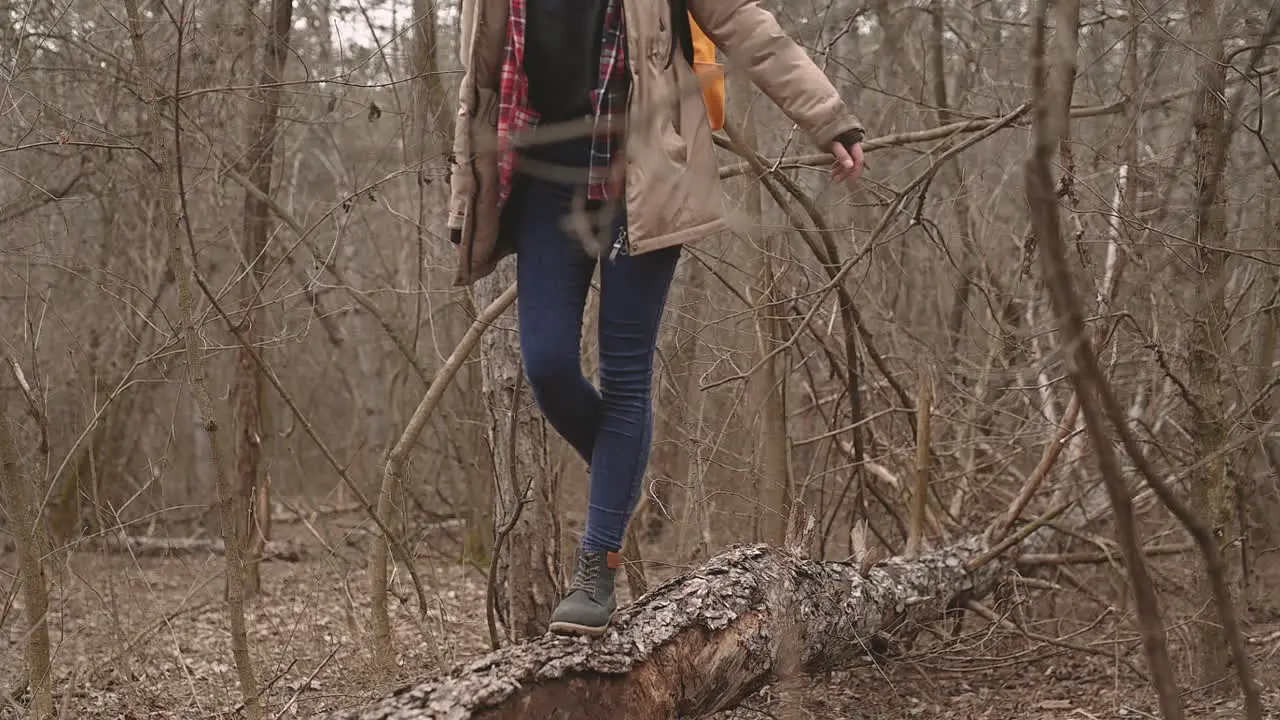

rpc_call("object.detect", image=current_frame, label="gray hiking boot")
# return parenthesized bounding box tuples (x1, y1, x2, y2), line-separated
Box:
(548, 549, 621, 636)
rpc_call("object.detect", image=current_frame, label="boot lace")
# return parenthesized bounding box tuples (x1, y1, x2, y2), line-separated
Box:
(568, 552, 600, 595)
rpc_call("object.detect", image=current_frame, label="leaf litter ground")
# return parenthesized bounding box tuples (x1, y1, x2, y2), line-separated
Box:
(2, 513, 1277, 719)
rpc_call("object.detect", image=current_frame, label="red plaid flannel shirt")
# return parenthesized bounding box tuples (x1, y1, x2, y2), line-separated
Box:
(497, 0, 628, 205)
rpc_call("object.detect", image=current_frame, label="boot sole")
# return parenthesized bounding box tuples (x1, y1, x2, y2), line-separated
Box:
(548, 618, 611, 637)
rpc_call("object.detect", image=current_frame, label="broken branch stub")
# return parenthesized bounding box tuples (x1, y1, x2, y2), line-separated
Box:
(322, 536, 1011, 720)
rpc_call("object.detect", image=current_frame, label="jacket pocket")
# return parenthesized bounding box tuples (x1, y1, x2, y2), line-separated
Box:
(448, 87, 501, 239)
(470, 87, 501, 224)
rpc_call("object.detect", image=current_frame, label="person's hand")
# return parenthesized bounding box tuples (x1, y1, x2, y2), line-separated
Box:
(829, 139, 865, 187)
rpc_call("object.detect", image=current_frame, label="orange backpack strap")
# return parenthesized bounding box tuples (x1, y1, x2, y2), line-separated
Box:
(689, 16, 725, 131)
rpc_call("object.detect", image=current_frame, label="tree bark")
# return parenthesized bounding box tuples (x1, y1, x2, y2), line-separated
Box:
(0, 407, 54, 719)
(1245, 273, 1279, 618)
(673, 264, 712, 562)
(1186, 0, 1236, 687)
(733, 79, 792, 547)
(478, 267, 559, 642)
(233, 0, 293, 598)
(641, 264, 703, 544)
(747, 235, 792, 548)
(319, 534, 1024, 720)
(458, 291, 497, 565)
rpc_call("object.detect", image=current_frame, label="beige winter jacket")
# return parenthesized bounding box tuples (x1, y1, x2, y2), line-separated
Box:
(447, 0, 865, 286)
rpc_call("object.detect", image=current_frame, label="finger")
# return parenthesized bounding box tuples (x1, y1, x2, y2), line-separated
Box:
(830, 143, 854, 169)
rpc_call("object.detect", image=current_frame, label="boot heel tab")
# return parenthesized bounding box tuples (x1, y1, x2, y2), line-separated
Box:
(606, 551, 623, 569)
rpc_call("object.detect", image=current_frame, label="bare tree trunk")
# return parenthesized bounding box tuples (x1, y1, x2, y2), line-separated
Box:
(673, 263, 711, 562)
(1245, 269, 1279, 617)
(311, 0, 332, 68)
(1024, 1, 1191, 717)
(0, 0, 10, 47)
(369, 0, 459, 671)
(51, 293, 108, 544)
(905, 369, 932, 557)
(1186, 0, 1236, 686)
(928, 0, 978, 360)
(747, 258, 792, 547)
(410, 0, 493, 566)
(0, 406, 53, 719)
(458, 292, 495, 565)
(736, 90, 791, 547)
(479, 269, 558, 641)
(643, 266, 703, 543)
(866, 0, 920, 92)
(122, 4, 261, 716)
(234, 0, 293, 599)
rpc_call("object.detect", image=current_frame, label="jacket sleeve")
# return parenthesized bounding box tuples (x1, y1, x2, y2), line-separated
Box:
(686, 0, 864, 149)
(449, 0, 506, 235)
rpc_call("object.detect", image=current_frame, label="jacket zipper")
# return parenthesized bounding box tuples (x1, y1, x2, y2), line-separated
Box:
(609, 226, 629, 262)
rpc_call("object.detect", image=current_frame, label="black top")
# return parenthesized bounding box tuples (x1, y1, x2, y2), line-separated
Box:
(524, 0, 613, 123)
(521, 0, 697, 165)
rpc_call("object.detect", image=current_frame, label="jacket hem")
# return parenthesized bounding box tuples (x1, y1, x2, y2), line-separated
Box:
(628, 216, 727, 255)
(452, 248, 513, 287)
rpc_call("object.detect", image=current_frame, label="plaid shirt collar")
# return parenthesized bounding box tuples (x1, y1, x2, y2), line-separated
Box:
(497, 0, 628, 205)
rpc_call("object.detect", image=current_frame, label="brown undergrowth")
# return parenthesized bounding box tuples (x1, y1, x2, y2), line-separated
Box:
(2, 509, 1277, 719)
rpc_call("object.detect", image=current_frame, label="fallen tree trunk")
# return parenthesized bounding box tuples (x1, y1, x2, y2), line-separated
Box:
(99, 534, 308, 561)
(322, 535, 1012, 720)
(0, 532, 308, 561)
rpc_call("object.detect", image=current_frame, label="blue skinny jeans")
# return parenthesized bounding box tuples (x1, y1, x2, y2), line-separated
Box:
(509, 142, 680, 554)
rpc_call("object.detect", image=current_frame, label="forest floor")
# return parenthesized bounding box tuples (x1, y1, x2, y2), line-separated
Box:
(3, 509, 1279, 720)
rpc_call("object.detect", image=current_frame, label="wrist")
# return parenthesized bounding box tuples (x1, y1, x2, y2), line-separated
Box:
(833, 128, 865, 149)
